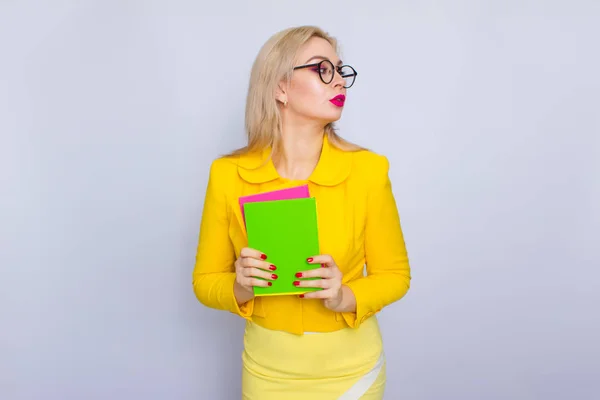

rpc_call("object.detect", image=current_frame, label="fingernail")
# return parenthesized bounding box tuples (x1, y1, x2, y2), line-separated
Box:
(299, 294, 305, 298)
(269, 265, 276, 270)
(307, 257, 313, 262)
(267, 281, 272, 286)
(271, 274, 278, 279)
(293, 281, 300, 286)
(295, 272, 303, 278)
(321, 264, 326, 268)
(261, 254, 267, 260)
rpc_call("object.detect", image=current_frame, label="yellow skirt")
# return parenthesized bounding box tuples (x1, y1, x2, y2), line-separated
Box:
(241, 316, 386, 399)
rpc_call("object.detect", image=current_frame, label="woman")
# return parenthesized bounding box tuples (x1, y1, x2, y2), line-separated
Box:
(192, 25, 411, 399)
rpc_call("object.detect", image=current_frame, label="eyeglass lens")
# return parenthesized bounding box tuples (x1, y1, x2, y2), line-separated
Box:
(318, 60, 356, 88)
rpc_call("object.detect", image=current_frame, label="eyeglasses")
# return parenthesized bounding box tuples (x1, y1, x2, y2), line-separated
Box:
(293, 59, 358, 88)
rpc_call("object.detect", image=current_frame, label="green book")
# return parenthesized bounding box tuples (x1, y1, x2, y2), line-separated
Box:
(243, 197, 322, 296)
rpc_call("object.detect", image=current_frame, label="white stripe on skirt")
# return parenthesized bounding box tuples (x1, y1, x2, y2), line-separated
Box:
(337, 350, 385, 400)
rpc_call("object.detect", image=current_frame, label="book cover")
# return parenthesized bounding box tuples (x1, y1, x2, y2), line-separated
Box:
(243, 197, 322, 296)
(238, 184, 310, 226)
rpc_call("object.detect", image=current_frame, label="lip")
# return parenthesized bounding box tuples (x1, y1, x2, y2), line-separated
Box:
(329, 94, 346, 107)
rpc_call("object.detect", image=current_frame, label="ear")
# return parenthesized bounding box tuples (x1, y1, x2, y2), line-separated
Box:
(275, 81, 288, 105)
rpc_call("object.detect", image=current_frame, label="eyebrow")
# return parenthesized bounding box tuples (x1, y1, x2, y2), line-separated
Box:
(304, 55, 343, 66)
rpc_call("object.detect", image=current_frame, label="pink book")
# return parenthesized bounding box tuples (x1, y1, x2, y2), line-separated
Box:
(239, 184, 310, 226)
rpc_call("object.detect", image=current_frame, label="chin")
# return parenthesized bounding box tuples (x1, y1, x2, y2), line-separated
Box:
(302, 109, 343, 125)
(319, 111, 343, 124)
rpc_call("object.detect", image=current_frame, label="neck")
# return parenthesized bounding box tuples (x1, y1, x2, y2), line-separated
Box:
(273, 118, 325, 181)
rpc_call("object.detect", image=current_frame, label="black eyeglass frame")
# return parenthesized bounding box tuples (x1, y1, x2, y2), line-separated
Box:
(292, 60, 358, 88)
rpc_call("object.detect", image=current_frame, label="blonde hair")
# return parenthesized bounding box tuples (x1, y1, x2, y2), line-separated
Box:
(225, 25, 363, 158)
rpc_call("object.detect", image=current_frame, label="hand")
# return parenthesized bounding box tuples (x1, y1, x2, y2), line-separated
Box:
(234, 247, 278, 296)
(294, 254, 344, 311)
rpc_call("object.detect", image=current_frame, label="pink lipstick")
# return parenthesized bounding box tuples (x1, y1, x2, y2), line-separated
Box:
(329, 94, 346, 107)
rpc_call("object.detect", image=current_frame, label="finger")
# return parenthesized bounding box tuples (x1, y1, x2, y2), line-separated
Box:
(244, 267, 278, 281)
(300, 288, 334, 299)
(241, 257, 277, 271)
(240, 247, 268, 260)
(306, 254, 335, 267)
(294, 268, 333, 279)
(293, 278, 328, 289)
(245, 277, 272, 288)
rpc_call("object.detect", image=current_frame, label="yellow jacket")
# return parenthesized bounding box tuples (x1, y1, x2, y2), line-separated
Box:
(192, 135, 411, 335)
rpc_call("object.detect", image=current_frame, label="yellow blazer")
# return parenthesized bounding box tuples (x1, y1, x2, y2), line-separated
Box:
(192, 135, 411, 335)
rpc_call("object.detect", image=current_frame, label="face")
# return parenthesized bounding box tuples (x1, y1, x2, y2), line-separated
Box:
(280, 37, 354, 125)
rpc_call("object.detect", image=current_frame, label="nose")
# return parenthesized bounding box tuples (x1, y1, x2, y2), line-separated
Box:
(331, 67, 345, 88)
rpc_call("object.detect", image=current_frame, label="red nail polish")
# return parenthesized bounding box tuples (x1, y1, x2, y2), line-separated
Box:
(269, 265, 276, 270)
(261, 254, 267, 260)
(293, 281, 300, 286)
(321, 264, 326, 268)
(295, 272, 303, 278)
(268, 281, 272, 286)
(307, 257, 313, 262)
(299, 294, 305, 298)
(272, 274, 278, 279)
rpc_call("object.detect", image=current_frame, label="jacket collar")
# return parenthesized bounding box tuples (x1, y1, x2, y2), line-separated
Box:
(237, 134, 352, 186)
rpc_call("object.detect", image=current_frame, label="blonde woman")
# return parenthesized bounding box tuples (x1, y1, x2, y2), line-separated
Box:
(193, 26, 411, 399)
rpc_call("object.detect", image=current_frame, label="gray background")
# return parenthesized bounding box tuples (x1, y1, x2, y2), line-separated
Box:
(1, 1, 598, 399)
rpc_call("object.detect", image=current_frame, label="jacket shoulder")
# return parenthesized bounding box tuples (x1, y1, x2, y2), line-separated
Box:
(351, 149, 390, 180)
(205, 156, 243, 200)
(208, 155, 241, 178)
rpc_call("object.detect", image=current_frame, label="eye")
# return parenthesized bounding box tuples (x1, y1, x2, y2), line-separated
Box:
(321, 66, 334, 75)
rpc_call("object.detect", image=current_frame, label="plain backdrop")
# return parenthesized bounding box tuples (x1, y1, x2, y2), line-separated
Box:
(1, 1, 598, 399)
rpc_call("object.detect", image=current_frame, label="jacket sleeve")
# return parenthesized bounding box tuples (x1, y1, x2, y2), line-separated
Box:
(342, 155, 411, 328)
(192, 158, 254, 319)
